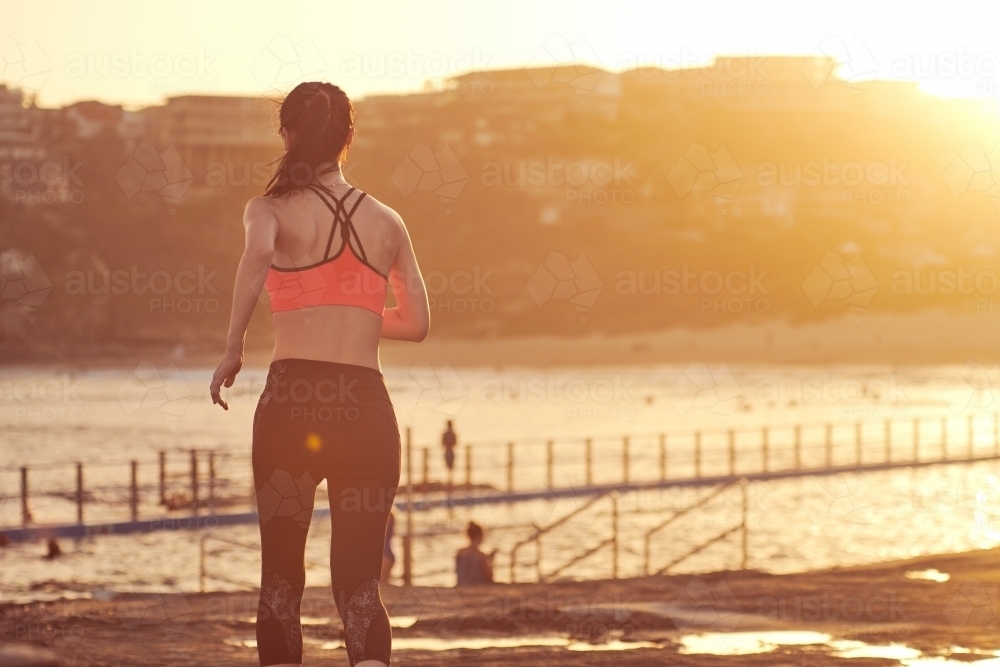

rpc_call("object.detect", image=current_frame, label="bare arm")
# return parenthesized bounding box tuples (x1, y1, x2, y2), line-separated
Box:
(381, 213, 430, 342)
(210, 198, 278, 409)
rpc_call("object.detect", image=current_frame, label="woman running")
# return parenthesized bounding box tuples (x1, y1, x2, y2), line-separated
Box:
(210, 81, 429, 667)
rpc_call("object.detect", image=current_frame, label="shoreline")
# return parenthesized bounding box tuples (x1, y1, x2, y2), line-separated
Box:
(3, 547, 1000, 665)
(5, 309, 1000, 370)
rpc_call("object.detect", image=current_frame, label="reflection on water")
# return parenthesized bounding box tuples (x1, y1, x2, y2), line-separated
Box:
(904, 568, 951, 582)
(226, 635, 660, 652)
(679, 630, 831, 655)
(680, 632, 1000, 665)
(829, 640, 922, 659)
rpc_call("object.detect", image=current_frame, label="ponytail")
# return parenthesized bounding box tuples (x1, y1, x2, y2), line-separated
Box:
(265, 82, 355, 197)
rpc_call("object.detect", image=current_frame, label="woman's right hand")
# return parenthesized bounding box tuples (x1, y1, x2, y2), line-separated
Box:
(210, 348, 243, 410)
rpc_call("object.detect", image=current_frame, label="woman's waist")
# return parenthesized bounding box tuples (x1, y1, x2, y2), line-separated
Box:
(272, 313, 380, 363)
(264, 357, 390, 405)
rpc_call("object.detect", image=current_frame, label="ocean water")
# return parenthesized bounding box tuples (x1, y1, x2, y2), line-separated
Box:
(1, 362, 999, 600)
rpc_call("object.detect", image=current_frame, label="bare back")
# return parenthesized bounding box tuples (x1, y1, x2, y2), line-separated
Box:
(259, 182, 405, 369)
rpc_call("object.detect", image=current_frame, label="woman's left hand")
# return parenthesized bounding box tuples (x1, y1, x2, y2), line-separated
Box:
(210, 349, 243, 410)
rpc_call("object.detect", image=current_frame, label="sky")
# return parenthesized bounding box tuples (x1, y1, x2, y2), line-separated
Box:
(3, 0, 1000, 109)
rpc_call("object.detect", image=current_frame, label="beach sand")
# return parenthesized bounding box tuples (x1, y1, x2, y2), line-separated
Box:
(2, 547, 999, 665)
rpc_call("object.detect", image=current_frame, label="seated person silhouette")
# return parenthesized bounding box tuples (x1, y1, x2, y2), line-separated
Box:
(455, 521, 494, 586)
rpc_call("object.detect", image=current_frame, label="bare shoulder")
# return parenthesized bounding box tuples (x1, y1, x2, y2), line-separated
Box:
(357, 191, 409, 239)
(244, 196, 279, 225)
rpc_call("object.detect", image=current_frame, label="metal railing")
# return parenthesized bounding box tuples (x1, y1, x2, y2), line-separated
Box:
(643, 479, 748, 575)
(508, 491, 620, 583)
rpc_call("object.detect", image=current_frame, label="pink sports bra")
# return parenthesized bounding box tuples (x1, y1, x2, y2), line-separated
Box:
(265, 184, 388, 316)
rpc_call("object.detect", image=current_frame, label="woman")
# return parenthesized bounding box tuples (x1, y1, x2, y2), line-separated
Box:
(380, 512, 395, 584)
(210, 82, 428, 667)
(455, 522, 495, 586)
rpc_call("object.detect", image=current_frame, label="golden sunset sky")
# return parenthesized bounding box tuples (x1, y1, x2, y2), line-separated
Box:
(4, 0, 1000, 108)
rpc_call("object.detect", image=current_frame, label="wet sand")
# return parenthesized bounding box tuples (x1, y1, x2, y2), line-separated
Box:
(3, 547, 1000, 665)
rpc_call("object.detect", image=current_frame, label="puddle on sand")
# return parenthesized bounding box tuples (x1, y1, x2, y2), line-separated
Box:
(321, 636, 660, 651)
(905, 569, 951, 582)
(237, 615, 418, 628)
(679, 631, 831, 655)
(680, 632, 1000, 666)
(829, 640, 921, 660)
(228, 635, 660, 652)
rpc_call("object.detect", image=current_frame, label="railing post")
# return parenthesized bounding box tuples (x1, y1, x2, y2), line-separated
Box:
(659, 434, 667, 481)
(76, 462, 84, 524)
(762, 427, 769, 472)
(611, 492, 619, 580)
(464, 444, 472, 489)
(741, 479, 748, 570)
(728, 429, 735, 476)
(546, 440, 554, 489)
(404, 427, 413, 586)
(968, 415, 975, 461)
(694, 432, 702, 478)
(422, 447, 429, 490)
(855, 422, 862, 466)
(622, 437, 630, 484)
(20, 467, 29, 526)
(794, 426, 801, 470)
(585, 438, 593, 486)
(158, 451, 166, 505)
(507, 442, 514, 494)
(825, 424, 833, 469)
(199, 535, 206, 593)
(941, 417, 948, 461)
(190, 449, 198, 512)
(914, 418, 920, 463)
(208, 452, 215, 510)
(130, 460, 138, 521)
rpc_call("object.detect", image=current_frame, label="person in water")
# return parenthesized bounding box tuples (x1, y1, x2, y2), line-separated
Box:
(210, 81, 429, 667)
(455, 521, 495, 586)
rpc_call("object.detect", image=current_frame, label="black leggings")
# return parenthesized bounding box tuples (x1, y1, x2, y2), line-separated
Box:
(252, 359, 400, 666)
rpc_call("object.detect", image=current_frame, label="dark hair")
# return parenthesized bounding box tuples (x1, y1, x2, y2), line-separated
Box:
(466, 521, 483, 541)
(265, 81, 355, 197)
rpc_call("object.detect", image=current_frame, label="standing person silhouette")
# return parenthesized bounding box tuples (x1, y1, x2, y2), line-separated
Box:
(442, 420, 457, 474)
(210, 81, 429, 667)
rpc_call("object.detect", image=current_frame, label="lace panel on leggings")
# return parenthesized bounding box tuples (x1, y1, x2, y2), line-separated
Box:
(344, 577, 381, 665)
(254, 360, 287, 427)
(260, 570, 302, 657)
